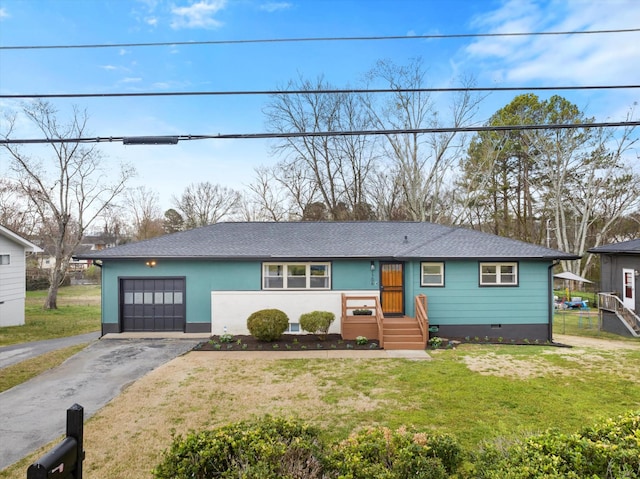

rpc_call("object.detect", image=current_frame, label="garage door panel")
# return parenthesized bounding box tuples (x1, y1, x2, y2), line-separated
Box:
(120, 277, 186, 332)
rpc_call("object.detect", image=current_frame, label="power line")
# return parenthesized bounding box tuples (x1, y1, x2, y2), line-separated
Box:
(2, 120, 638, 145)
(1, 28, 638, 51)
(2, 84, 639, 100)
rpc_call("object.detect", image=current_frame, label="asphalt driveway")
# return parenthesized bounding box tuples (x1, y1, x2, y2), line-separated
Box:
(0, 332, 100, 369)
(0, 337, 200, 470)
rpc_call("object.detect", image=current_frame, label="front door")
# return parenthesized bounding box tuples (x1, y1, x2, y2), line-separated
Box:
(380, 262, 404, 316)
(623, 268, 636, 310)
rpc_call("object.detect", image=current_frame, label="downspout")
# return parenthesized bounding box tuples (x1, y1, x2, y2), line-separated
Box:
(548, 260, 561, 343)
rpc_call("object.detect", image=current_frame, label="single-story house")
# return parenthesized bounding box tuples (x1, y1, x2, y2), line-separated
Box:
(0, 225, 43, 327)
(588, 239, 640, 337)
(77, 221, 579, 348)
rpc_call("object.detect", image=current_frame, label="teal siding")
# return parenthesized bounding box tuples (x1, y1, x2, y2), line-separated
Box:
(332, 260, 379, 290)
(405, 260, 551, 325)
(101, 257, 552, 329)
(101, 260, 260, 326)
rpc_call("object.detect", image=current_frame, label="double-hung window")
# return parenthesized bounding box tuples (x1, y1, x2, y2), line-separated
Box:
(480, 262, 518, 286)
(263, 262, 330, 290)
(0, 254, 9, 265)
(420, 262, 444, 286)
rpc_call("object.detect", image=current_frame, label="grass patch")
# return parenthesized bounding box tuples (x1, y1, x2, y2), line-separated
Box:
(1, 340, 639, 478)
(552, 310, 637, 340)
(0, 285, 101, 346)
(0, 343, 89, 393)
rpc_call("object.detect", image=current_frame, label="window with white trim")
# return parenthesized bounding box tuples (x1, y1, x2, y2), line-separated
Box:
(421, 262, 444, 286)
(480, 262, 518, 286)
(0, 254, 9, 265)
(263, 262, 331, 290)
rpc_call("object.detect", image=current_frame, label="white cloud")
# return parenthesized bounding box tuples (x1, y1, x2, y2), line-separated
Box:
(465, 0, 640, 85)
(0, 7, 9, 19)
(101, 65, 118, 71)
(170, 0, 226, 29)
(121, 77, 143, 83)
(146, 16, 158, 26)
(259, 2, 292, 13)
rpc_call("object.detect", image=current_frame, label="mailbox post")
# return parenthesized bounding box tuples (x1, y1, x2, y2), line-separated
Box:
(27, 404, 84, 479)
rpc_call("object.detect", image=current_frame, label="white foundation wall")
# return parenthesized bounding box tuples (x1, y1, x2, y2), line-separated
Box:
(210, 290, 379, 335)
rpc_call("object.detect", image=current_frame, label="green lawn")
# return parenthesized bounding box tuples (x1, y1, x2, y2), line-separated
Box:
(265, 344, 640, 450)
(0, 285, 101, 347)
(1, 284, 639, 477)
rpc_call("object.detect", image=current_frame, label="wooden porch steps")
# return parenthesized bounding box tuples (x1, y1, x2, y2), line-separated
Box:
(383, 317, 426, 350)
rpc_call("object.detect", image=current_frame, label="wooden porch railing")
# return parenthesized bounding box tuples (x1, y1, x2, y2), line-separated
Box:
(375, 298, 385, 349)
(341, 294, 384, 348)
(598, 292, 640, 336)
(414, 294, 429, 345)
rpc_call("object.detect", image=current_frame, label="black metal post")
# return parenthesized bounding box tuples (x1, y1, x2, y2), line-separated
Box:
(66, 404, 84, 479)
(26, 404, 84, 479)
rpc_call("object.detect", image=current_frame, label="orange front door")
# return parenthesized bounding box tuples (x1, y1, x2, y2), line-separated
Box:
(380, 262, 404, 315)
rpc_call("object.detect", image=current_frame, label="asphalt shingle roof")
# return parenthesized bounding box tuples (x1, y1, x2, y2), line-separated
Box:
(77, 221, 579, 261)
(588, 238, 640, 254)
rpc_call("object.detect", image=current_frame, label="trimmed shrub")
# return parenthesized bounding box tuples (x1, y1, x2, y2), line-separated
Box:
(299, 311, 335, 339)
(247, 308, 289, 341)
(153, 416, 324, 479)
(471, 410, 640, 478)
(325, 426, 462, 479)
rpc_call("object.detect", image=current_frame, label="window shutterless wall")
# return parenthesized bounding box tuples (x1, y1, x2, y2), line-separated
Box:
(100, 258, 379, 329)
(412, 260, 551, 325)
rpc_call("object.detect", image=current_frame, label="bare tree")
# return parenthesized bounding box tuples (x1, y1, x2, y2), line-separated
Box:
(125, 186, 164, 240)
(244, 166, 289, 221)
(527, 102, 640, 276)
(264, 75, 378, 220)
(172, 181, 241, 228)
(1, 101, 134, 309)
(362, 60, 482, 223)
(0, 178, 40, 236)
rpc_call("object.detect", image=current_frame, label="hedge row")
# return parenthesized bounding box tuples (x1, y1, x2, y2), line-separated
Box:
(154, 412, 640, 479)
(472, 410, 640, 478)
(154, 416, 461, 479)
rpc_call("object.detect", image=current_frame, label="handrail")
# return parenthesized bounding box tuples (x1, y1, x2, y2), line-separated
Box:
(598, 292, 640, 336)
(375, 297, 384, 349)
(342, 293, 384, 347)
(414, 294, 429, 345)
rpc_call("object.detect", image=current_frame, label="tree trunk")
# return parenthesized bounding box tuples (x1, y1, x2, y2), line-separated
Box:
(44, 281, 60, 310)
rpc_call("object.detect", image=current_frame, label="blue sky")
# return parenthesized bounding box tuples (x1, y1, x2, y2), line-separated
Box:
(1, 0, 639, 211)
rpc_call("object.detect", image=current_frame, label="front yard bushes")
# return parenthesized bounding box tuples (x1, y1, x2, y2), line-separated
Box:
(154, 419, 462, 479)
(153, 416, 324, 479)
(326, 426, 462, 479)
(247, 308, 289, 341)
(471, 410, 640, 478)
(299, 311, 335, 339)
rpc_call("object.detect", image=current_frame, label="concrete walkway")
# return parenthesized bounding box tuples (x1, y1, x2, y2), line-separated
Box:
(190, 349, 432, 359)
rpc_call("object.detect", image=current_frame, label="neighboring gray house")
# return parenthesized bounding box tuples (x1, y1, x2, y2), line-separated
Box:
(0, 225, 42, 327)
(78, 221, 579, 348)
(588, 239, 640, 337)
